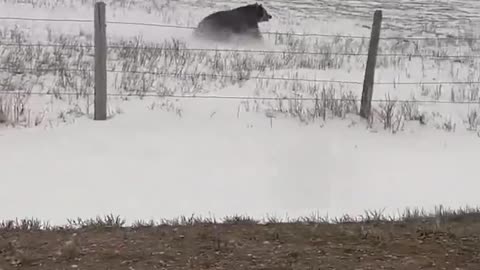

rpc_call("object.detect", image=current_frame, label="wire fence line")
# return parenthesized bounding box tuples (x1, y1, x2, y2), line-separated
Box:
(1, 66, 363, 84)
(1, 16, 480, 42)
(0, 89, 479, 105)
(0, 43, 93, 49)
(112, 70, 364, 85)
(108, 47, 479, 59)
(3, 66, 480, 86)
(109, 70, 480, 86)
(1, 42, 477, 60)
(0, 67, 90, 74)
(1, 15, 479, 110)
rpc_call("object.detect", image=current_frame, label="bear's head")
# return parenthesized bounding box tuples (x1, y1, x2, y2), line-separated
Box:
(254, 3, 272, 22)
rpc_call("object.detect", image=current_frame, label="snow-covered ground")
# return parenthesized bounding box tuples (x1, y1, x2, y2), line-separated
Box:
(1, 99, 479, 225)
(1, 0, 480, 225)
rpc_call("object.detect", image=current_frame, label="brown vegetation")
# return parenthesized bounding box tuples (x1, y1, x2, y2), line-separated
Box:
(1, 209, 480, 269)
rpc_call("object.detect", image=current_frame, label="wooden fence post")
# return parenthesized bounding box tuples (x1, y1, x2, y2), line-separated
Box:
(360, 10, 382, 119)
(94, 1, 107, 120)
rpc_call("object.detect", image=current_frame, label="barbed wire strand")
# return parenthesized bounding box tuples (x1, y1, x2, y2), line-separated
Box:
(107, 46, 479, 59)
(0, 16, 92, 23)
(0, 43, 93, 49)
(6, 42, 366, 56)
(109, 70, 480, 85)
(0, 66, 362, 84)
(1, 42, 478, 59)
(0, 67, 90, 73)
(1, 16, 479, 41)
(2, 66, 480, 86)
(5, 42, 368, 56)
(0, 90, 479, 104)
(111, 70, 364, 85)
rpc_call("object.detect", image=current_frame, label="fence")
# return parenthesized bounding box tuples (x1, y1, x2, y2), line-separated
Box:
(0, 1, 480, 122)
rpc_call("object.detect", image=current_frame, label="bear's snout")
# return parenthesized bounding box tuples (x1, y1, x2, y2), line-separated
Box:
(261, 12, 272, 22)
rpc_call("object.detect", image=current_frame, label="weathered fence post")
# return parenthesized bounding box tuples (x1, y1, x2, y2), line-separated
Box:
(94, 1, 107, 120)
(360, 10, 382, 119)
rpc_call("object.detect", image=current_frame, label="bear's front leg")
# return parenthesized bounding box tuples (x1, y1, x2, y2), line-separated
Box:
(247, 27, 263, 41)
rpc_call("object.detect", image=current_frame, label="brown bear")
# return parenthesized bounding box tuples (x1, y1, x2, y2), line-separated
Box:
(193, 3, 272, 43)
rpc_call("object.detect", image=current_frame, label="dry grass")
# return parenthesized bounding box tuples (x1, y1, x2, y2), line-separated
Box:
(1, 206, 480, 269)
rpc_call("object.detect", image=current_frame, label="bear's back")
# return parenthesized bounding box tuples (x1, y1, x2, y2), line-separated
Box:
(199, 7, 259, 31)
(194, 4, 266, 43)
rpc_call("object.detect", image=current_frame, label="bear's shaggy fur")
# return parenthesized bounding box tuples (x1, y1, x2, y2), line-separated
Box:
(193, 3, 272, 43)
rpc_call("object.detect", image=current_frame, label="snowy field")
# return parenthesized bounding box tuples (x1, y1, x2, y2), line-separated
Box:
(1, 0, 480, 225)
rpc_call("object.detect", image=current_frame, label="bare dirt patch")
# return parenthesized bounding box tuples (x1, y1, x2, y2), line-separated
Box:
(1, 212, 480, 269)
